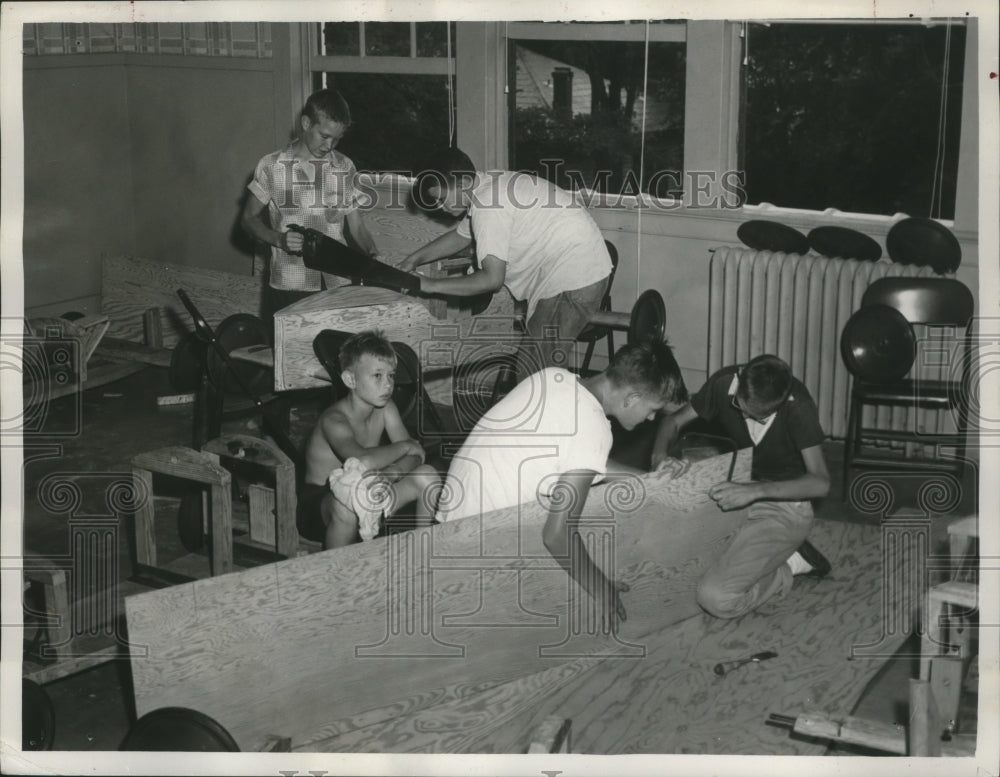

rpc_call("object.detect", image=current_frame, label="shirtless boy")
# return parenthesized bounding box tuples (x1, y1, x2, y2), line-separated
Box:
(299, 331, 440, 548)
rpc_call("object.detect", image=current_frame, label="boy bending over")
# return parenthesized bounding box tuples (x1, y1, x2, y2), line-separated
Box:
(435, 341, 689, 629)
(651, 354, 832, 619)
(299, 331, 440, 549)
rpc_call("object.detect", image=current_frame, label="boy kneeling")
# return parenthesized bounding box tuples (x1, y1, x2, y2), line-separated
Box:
(435, 341, 689, 629)
(299, 331, 440, 549)
(651, 354, 832, 619)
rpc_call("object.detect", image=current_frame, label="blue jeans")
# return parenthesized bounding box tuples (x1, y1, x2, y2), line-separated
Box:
(696, 500, 814, 619)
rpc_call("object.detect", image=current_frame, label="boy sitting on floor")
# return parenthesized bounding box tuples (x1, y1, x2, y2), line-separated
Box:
(299, 331, 440, 549)
(650, 354, 832, 619)
(435, 341, 689, 630)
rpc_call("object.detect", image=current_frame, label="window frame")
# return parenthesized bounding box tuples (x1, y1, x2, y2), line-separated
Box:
(287, 17, 975, 228)
(307, 21, 454, 75)
(503, 21, 688, 204)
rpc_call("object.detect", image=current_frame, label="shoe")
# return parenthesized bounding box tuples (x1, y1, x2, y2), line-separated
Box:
(794, 539, 831, 579)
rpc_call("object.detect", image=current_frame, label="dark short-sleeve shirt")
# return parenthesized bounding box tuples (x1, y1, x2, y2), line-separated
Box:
(690, 366, 826, 482)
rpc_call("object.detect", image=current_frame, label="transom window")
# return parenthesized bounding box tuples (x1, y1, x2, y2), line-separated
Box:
(309, 22, 456, 174)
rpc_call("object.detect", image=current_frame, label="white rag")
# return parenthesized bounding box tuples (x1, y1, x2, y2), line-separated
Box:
(328, 458, 391, 541)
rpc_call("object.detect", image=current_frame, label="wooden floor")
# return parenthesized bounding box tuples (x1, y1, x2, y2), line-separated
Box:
(14, 366, 983, 758)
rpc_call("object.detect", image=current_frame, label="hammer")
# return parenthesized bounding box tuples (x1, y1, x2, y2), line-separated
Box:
(713, 650, 778, 676)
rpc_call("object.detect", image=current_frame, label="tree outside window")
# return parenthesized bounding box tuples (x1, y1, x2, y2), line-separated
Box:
(741, 22, 966, 219)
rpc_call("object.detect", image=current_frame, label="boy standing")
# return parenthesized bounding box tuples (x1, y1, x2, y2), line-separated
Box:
(400, 147, 613, 381)
(650, 354, 832, 619)
(299, 331, 440, 549)
(241, 88, 381, 316)
(435, 341, 689, 629)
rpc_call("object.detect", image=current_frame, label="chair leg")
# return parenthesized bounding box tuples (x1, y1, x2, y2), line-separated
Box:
(842, 394, 860, 502)
(206, 384, 224, 443)
(606, 331, 615, 364)
(490, 359, 517, 407)
(580, 341, 596, 376)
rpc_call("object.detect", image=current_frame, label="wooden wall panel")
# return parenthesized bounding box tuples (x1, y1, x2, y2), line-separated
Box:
(126, 450, 751, 751)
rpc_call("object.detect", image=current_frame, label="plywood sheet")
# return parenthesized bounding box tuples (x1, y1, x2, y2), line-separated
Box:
(126, 450, 751, 751)
(273, 287, 441, 392)
(101, 255, 264, 347)
(273, 287, 522, 404)
(302, 520, 911, 754)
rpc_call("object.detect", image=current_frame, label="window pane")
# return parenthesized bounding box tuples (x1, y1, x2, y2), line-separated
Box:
(509, 38, 685, 197)
(323, 73, 456, 173)
(364, 22, 410, 57)
(322, 22, 358, 56)
(416, 22, 456, 57)
(742, 23, 966, 218)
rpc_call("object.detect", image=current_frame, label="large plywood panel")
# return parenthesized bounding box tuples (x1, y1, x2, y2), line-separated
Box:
(126, 450, 751, 751)
(101, 255, 264, 346)
(304, 519, 905, 754)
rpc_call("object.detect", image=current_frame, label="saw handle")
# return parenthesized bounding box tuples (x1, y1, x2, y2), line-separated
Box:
(283, 223, 307, 256)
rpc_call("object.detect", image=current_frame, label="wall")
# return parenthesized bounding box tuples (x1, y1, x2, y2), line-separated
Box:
(23, 58, 135, 315)
(22, 53, 278, 317)
(126, 58, 276, 277)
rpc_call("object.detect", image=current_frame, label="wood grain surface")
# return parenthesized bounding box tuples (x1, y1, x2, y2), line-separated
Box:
(101, 255, 265, 347)
(299, 519, 912, 754)
(273, 287, 523, 404)
(125, 450, 751, 750)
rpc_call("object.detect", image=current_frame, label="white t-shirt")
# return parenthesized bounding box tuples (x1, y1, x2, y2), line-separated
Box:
(435, 368, 613, 523)
(456, 172, 612, 319)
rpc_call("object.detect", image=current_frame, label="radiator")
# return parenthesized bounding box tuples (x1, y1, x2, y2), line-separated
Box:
(708, 247, 947, 440)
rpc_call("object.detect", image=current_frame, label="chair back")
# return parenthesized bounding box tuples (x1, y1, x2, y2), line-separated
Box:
(311, 329, 354, 398)
(602, 240, 619, 311)
(861, 277, 973, 327)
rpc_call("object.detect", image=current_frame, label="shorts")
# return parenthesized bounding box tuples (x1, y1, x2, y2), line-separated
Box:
(297, 482, 331, 543)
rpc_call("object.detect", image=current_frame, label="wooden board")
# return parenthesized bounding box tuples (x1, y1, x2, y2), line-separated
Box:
(101, 255, 264, 348)
(125, 450, 751, 751)
(273, 286, 524, 405)
(298, 520, 911, 754)
(273, 287, 440, 392)
(92, 337, 172, 368)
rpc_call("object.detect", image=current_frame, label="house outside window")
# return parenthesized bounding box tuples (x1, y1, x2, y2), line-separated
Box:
(506, 23, 686, 200)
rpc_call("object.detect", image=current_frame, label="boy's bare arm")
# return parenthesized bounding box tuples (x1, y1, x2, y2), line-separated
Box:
(377, 401, 426, 481)
(398, 229, 472, 271)
(650, 403, 698, 469)
(420, 255, 506, 297)
(319, 411, 419, 474)
(541, 470, 629, 632)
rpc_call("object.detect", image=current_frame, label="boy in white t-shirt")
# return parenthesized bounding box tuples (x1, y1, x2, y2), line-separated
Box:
(400, 147, 613, 381)
(435, 340, 688, 630)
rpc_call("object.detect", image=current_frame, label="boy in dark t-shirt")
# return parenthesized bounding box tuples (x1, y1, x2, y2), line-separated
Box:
(650, 354, 831, 618)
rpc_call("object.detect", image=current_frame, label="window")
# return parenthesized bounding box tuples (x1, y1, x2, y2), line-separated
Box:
(310, 22, 456, 174)
(741, 21, 966, 219)
(507, 22, 686, 198)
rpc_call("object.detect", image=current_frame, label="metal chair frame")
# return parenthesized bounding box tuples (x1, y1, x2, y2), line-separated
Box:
(841, 277, 974, 499)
